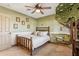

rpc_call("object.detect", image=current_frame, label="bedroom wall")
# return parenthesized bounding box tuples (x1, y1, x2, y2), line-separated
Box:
(0, 6, 37, 45)
(36, 15, 70, 34)
(0, 6, 37, 33)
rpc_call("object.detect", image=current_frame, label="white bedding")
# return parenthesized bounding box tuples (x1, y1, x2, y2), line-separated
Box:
(17, 34, 50, 50)
(31, 35, 50, 50)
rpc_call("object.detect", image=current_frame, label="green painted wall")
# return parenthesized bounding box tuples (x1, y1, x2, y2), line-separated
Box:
(36, 15, 70, 34)
(0, 6, 37, 33)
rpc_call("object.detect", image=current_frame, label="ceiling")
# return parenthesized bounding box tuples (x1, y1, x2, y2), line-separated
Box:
(0, 3, 59, 19)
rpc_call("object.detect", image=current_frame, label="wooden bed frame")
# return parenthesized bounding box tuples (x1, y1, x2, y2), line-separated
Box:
(16, 26, 50, 56)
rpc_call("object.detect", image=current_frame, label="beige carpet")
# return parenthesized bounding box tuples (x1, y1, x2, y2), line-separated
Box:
(0, 43, 72, 56)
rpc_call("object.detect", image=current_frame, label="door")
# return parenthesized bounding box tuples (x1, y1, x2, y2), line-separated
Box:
(0, 14, 12, 50)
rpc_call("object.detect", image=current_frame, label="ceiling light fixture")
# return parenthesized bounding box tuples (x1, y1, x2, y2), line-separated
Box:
(36, 9, 40, 13)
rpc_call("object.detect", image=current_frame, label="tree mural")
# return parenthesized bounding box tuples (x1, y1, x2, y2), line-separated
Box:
(56, 3, 79, 26)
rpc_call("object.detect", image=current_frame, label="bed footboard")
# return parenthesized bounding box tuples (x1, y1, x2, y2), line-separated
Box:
(16, 35, 32, 55)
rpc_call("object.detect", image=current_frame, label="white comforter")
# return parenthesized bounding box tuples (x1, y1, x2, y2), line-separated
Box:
(17, 34, 50, 50)
(32, 35, 50, 50)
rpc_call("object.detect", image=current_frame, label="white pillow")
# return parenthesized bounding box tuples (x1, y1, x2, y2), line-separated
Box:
(32, 31, 39, 36)
(40, 32, 48, 36)
(37, 31, 41, 36)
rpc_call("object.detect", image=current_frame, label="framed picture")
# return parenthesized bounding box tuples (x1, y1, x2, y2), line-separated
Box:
(16, 17, 20, 22)
(26, 18, 29, 22)
(22, 21, 25, 25)
(27, 24, 30, 29)
(60, 26, 63, 31)
(13, 24, 18, 29)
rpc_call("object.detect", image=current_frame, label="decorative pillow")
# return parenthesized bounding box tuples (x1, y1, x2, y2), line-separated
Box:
(39, 32, 48, 36)
(31, 31, 39, 36)
(31, 32, 35, 35)
(37, 31, 41, 36)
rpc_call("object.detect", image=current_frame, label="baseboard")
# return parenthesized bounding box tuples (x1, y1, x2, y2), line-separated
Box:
(12, 44, 17, 47)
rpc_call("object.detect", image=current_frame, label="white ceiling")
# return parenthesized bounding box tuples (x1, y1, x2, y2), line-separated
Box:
(0, 3, 59, 19)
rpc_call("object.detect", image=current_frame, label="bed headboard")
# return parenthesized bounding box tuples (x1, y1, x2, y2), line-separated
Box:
(36, 26, 50, 36)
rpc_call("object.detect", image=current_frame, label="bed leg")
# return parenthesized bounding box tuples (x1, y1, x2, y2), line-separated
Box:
(30, 47, 33, 56)
(30, 51, 32, 56)
(16, 36, 19, 46)
(48, 40, 51, 43)
(30, 37, 33, 56)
